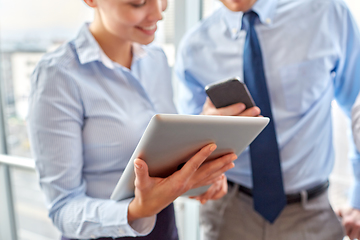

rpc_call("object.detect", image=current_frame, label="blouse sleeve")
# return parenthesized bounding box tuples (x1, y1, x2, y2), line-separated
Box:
(27, 62, 155, 239)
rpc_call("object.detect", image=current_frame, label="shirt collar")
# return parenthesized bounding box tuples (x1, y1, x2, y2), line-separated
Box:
(74, 23, 101, 65)
(98, 42, 147, 70)
(252, 0, 277, 25)
(222, 0, 277, 39)
(74, 23, 147, 69)
(222, 7, 243, 39)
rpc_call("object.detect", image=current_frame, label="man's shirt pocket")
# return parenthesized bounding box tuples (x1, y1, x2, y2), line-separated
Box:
(280, 57, 332, 113)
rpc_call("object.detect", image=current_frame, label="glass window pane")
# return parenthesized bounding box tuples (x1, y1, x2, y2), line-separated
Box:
(0, 1, 93, 158)
(0, 0, 176, 157)
(0, 2, 93, 239)
(156, 0, 176, 67)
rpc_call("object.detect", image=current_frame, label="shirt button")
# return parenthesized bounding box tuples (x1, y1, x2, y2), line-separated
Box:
(266, 18, 272, 24)
(232, 28, 238, 34)
(118, 228, 125, 235)
(90, 235, 96, 239)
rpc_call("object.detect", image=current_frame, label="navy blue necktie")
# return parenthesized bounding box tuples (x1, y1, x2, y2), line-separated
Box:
(242, 11, 286, 223)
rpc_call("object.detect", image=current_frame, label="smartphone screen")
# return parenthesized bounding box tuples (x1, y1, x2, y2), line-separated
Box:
(205, 77, 255, 109)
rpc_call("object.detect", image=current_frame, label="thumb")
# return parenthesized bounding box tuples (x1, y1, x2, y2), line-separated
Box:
(134, 158, 150, 189)
(206, 97, 214, 107)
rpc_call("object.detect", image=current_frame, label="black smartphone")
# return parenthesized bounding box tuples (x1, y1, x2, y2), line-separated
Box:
(205, 77, 255, 109)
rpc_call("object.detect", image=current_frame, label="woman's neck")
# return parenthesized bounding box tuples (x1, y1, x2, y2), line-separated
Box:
(89, 18, 133, 69)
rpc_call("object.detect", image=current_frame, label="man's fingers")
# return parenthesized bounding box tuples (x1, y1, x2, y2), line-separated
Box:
(206, 97, 215, 108)
(202, 97, 247, 116)
(238, 106, 261, 117)
(347, 226, 354, 239)
(335, 208, 342, 217)
(211, 175, 228, 200)
(217, 103, 246, 116)
(192, 187, 215, 205)
(201, 98, 216, 115)
(353, 228, 360, 240)
(339, 208, 360, 239)
(345, 219, 360, 239)
(193, 175, 227, 204)
(134, 158, 150, 190)
(343, 216, 354, 239)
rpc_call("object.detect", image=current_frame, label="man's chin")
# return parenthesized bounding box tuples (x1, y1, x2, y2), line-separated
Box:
(220, 0, 257, 12)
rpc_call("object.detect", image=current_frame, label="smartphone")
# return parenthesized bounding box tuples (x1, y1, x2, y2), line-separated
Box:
(205, 77, 255, 109)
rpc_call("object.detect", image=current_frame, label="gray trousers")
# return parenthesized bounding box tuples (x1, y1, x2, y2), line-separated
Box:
(200, 183, 345, 240)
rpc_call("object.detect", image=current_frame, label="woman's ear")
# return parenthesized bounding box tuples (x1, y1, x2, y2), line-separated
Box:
(83, 0, 97, 8)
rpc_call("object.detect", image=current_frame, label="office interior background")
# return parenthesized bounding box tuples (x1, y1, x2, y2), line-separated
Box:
(0, 0, 360, 239)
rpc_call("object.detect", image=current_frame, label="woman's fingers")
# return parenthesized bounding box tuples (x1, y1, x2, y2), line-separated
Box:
(190, 153, 236, 187)
(191, 161, 234, 188)
(177, 143, 217, 179)
(134, 158, 151, 190)
(130, 147, 234, 221)
(202, 153, 237, 172)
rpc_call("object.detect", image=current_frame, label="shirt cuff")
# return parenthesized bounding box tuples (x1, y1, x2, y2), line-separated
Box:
(99, 198, 156, 237)
(129, 215, 157, 236)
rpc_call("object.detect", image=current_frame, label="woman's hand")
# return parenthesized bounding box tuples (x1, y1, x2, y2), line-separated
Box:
(201, 97, 260, 117)
(190, 174, 228, 204)
(127, 143, 236, 222)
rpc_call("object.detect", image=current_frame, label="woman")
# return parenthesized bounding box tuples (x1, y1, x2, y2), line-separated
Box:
(27, 0, 236, 239)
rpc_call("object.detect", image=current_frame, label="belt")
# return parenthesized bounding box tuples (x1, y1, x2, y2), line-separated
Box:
(228, 180, 329, 204)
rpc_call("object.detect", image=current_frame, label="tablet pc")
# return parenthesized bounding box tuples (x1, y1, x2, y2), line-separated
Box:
(110, 114, 269, 201)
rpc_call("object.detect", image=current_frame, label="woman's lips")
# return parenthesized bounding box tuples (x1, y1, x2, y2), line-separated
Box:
(136, 24, 157, 35)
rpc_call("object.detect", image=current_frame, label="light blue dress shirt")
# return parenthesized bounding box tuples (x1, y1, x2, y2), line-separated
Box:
(27, 24, 176, 239)
(175, 0, 360, 209)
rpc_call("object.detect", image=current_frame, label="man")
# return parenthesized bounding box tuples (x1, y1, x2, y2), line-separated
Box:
(175, 0, 360, 239)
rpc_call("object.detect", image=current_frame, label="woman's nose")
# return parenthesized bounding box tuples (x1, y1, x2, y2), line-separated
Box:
(147, 0, 164, 22)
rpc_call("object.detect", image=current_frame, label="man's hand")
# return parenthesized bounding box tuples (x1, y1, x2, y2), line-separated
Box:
(336, 207, 360, 239)
(201, 97, 260, 117)
(190, 174, 228, 204)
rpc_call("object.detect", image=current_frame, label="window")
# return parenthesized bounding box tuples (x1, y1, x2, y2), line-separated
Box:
(0, 1, 177, 239)
(0, 0, 177, 158)
(0, 1, 92, 158)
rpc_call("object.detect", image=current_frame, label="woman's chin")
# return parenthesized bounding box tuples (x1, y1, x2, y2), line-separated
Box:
(136, 36, 156, 45)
